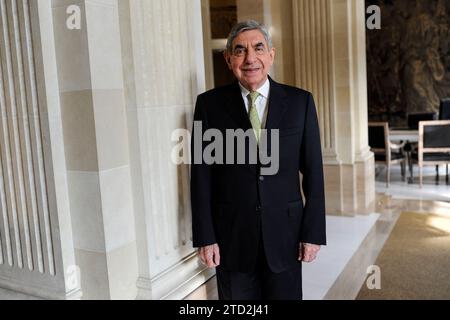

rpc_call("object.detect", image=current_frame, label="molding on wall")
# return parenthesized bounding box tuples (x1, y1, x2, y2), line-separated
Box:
(136, 252, 215, 300)
(0, 275, 82, 300)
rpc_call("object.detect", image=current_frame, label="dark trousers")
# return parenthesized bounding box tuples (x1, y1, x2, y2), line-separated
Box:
(216, 234, 303, 300)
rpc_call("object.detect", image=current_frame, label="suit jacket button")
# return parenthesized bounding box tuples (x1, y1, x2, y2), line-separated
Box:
(259, 176, 265, 182)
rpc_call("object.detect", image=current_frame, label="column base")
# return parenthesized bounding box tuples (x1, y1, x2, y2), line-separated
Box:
(0, 275, 82, 300)
(356, 154, 376, 215)
(324, 154, 375, 215)
(136, 252, 215, 300)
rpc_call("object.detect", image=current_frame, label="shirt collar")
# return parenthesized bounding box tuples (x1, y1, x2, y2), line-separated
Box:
(239, 78, 270, 100)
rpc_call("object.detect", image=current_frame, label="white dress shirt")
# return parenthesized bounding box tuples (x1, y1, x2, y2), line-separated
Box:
(239, 78, 270, 129)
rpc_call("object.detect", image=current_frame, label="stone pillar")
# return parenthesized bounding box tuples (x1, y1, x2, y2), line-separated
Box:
(51, 0, 138, 299)
(350, 0, 375, 214)
(292, 0, 375, 215)
(118, 0, 212, 299)
(269, 0, 295, 86)
(0, 0, 80, 299)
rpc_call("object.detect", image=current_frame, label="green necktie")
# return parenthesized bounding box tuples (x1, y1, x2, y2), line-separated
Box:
(248, 91, 261, 142)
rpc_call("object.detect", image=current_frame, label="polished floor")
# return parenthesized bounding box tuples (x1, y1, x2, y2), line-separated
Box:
(376, 165, 450, 202)
(303, 213, 379, 299)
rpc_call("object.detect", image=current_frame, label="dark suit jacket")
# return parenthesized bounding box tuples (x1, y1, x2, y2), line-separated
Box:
(191, 77, 326, 273)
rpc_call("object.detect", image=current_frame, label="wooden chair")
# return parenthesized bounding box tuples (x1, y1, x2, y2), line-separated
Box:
(411, 120, 450, 188)
(368, 122, 406, 187)
(407, 112, 439, 180)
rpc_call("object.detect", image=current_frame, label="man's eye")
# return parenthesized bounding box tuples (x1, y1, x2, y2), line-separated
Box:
(234, 48, 245, 56)
(256, 46, 265, 53)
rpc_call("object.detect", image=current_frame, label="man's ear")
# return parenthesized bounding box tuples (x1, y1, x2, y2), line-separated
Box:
(223, 51, 232, 70)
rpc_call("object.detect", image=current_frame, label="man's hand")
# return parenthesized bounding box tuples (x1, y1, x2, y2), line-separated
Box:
(298, 243, 320, 263)
(198, 244, 220, 268)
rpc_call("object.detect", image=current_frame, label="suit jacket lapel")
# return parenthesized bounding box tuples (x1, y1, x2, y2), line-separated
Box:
(265, 77, 288, 131)
(224, 82, 253, 131)
(224, 82, 257, 174)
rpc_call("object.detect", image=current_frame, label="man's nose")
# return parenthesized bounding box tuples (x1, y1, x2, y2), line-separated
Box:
(245, 48, 257, 64)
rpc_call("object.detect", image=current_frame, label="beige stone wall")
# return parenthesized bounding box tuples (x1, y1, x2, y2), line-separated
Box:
(49, 0, 210, 300)
(52, 0, 138, 299)
(119, 0, 213, 300)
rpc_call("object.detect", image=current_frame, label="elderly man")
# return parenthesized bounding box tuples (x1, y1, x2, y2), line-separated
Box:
(191, 20, 326, 300)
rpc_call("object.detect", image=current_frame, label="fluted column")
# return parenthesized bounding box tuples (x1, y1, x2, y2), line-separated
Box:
(292, 0, 375, 215)
(0, 0, 80, 299)
(293, 0, 338, 163)
(119, 0, 210, 299)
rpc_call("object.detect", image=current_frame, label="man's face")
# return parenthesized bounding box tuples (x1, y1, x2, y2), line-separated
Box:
(224, 29, 275, 91)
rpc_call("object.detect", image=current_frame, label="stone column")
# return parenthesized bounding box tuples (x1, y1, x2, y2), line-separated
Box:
(0, 0, 80, 299)
(350, 0, 375, 213)
(51, 0, 138, 299)
(292, 0, 375, 215)
(118, 0, 211, 299)
(269, 0, 296, 86)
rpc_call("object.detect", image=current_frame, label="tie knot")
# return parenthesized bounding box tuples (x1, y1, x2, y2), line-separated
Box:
(248, 91, 260, 104)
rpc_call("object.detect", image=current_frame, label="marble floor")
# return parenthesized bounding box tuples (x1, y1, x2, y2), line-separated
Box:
(375, 165, 450, 203)
(318, 165, 449, 299)
(303, 213, 379, 300)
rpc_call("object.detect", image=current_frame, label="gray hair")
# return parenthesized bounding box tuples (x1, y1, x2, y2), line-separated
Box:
(226, 20, 273, 53)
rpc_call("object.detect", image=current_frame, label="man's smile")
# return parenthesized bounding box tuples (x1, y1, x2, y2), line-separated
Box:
(242, 67, 261, 75)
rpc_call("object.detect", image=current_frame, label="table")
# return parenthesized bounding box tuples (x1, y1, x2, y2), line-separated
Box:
(389, 129, 418, 142)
